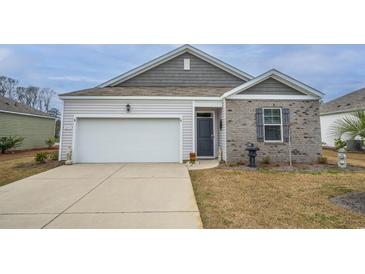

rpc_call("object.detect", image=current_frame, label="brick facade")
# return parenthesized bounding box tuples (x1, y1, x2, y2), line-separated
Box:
(225, 99, 322, 163)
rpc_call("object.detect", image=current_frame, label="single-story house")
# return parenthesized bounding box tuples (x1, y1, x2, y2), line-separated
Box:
(320, 87, 365, 147)
(59, 45, 323, 164)
(0, 96, 56, 149)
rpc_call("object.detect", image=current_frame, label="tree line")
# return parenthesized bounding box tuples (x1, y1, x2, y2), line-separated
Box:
(0, 75, 58, 115)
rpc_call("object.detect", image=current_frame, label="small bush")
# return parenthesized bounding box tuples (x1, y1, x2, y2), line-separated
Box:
(35, 152, 49, 164)
(238, 160, 246, 166)
(45, 137, 56, 148)
(0, 136, 24, 154)
(318, 156, 328, 164)
(334, 138, 346, 149)
(50, 151, 59, 161)
(261, 155, 271, 165)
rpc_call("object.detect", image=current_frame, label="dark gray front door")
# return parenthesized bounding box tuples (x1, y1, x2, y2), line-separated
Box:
(197, 117, 214, 157)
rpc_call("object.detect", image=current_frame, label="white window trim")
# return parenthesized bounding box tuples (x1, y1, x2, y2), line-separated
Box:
(195, 110, 216, 159)
(184, 58, 190, 70)
(263, 108, 283, 143)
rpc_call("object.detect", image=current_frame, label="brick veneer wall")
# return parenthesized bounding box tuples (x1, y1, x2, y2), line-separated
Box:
(225, 99, 322, 163)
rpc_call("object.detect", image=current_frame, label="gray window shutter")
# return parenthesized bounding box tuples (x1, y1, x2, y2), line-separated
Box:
(283, 108, 290, 142)
(255, 108, 264, 142)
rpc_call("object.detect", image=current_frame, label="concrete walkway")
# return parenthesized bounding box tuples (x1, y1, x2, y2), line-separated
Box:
(187, 159, 220, 170)
(0, 163, 202, 229)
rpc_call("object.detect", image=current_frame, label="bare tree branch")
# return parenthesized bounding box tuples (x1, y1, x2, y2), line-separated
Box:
(0, 76, 18, 99)
(39, 88, 55, 112)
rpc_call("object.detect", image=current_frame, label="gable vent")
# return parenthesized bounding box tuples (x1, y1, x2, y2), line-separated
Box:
(184, 58, 190, 70)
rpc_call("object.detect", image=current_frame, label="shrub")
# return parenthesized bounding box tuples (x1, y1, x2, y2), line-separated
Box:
(0, 136, 24, 154)
(238, 160, 246, 166)
(318, 156, 328, 164)
(50, 151, 59, 161)
(35, 152, 49, 164)
(261, 155, 271, 165)
(334, 138, 346, 149)
(45, 137, 56, 148)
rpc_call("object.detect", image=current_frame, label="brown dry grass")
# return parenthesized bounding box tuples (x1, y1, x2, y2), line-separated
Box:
(0, 148, 62, 187)
(190, 168, 365, 228)
(323, 148, 365, 168)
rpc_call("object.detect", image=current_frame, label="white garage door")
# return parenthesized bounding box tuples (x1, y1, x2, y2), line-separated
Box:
(74, 118, 181, 163)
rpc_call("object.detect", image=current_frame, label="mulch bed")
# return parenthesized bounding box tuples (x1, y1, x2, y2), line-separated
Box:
(219, 162, 365, 173)
(15, 160, 63, 169)
(0, 147, 58, 155)
(330, 192, 365, 215)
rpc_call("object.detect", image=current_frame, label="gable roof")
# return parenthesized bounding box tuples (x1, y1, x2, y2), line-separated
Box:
(60, 86, 232, 98)
(320, 87, 365, 115)
(222, 69, 324, 99)
(0, 96, 54, 119)
(97, 44, 253, 87)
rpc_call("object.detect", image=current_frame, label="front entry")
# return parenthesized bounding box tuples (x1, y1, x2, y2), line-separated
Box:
(196, 112, 214, 157)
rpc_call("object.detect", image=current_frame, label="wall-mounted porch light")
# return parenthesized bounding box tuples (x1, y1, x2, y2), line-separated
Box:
(126, 104, 131, 112)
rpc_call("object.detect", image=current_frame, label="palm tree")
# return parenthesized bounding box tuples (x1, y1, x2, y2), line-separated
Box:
(331, 111, 365, 141)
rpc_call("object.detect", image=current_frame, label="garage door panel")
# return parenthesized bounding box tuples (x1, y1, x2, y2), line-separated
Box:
(75, 118, 180, 163)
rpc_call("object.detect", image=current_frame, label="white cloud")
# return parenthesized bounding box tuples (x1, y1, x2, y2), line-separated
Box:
(0, 48, 12, 61)
(48, 76, 101, 83)
(0, 47, 31, 74)
(267, 47, 364, 75)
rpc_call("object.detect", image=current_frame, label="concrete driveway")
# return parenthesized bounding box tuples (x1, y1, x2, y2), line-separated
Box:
(0, 163, 202, 228)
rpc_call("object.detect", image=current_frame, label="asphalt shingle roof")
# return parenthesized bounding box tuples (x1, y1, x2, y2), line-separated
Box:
(320, 87, 365, 114)
(60, 86, 233, 97)
(0, 96, 53, 117)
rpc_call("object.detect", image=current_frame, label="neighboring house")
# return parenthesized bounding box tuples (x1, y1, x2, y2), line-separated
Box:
(59, 45, 323, 164)
(0, 96, 55, 149)
(320, 87, 365, 147)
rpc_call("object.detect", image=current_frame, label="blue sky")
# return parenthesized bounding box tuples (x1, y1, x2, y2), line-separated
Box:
(1, 44, 365, 109)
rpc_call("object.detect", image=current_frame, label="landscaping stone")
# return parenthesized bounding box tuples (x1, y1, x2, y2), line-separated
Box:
(330, 192, 365, 215)
(219, 163, 365, 173)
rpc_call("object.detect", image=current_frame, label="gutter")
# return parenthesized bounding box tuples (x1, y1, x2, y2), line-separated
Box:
(0, 109, 55, 119)
(320, 107, 365, 116)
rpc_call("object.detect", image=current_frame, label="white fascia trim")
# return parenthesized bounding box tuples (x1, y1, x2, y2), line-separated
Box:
(58, 101, 65, 161)
(59, 95, 222, 101)
(97, 45, 253, 87)
(194, 100, 223, 107)
(0, 109, 55, 119)
(229, 94, 319, 100)
(74, 114, 183, 121)
(222, 69, 324, 99)
(320, 107, 365, 116)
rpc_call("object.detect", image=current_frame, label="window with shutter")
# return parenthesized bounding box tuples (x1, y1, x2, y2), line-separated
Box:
(282, 108, 290, 142)
(262, 108, 283, 142)
(256, 108, 264, 142)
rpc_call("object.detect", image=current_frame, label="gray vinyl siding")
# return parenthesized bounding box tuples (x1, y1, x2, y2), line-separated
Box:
(0, 112, 55, 149)
(239, 78, 305, 95)
(118, 53, 245, 87)
(60, 99, 194, 161)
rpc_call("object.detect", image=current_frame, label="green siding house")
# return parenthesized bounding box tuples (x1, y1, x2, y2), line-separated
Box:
(0, 96, 56, 150)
